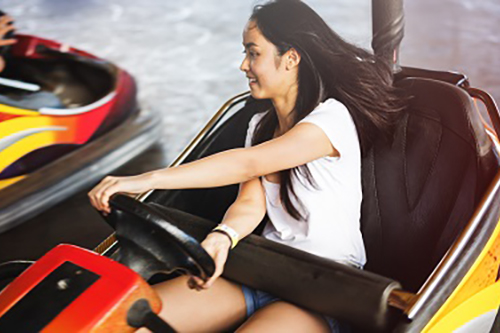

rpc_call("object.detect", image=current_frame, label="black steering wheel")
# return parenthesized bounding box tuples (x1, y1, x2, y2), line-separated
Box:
(106, 194, 215, 281)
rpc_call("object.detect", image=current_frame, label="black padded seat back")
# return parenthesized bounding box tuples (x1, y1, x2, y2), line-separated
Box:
(361, 77, 499, 292)
(147, 98, 269, 224)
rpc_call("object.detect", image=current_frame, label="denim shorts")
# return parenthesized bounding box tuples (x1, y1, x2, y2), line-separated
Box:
(241, 285, 350, 333)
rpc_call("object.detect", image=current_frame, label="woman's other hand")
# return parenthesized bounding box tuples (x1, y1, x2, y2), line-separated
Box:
(88, 174, 153, 213)
(188, 232, 231, 291)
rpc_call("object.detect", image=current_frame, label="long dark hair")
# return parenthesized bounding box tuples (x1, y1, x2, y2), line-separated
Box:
(249, 0, 404, 221)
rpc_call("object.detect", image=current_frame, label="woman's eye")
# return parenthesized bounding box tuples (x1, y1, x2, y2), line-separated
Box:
(242, 50, 257, 58)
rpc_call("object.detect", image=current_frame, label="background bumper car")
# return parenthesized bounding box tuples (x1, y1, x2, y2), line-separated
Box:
(0, 33, 161, 232)
(1, 1, 500, 332)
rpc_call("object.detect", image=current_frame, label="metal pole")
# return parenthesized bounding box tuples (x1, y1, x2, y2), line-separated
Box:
(372, 0, 405, 73)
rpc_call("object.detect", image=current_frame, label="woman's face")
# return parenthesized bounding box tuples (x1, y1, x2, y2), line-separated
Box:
(240, 21, 296, 100)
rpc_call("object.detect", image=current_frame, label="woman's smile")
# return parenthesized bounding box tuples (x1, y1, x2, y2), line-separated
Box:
(247, 76, 258, 85)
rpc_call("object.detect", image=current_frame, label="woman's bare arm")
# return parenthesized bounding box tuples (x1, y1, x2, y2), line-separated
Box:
(89, 122, 335, 212)
(220, 177, 267, 237)
(148, 122, 336, 188)
(189, 176, 266, 289)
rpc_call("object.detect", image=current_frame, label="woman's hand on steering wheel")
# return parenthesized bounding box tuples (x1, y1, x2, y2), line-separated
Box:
(188, 232, 231, 291)
(88, 174, 154, 213)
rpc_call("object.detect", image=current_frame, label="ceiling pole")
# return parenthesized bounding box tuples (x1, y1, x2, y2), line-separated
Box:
(371, 0, 405, 73)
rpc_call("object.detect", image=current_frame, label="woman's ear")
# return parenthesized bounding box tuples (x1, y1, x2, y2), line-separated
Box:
(286, 48, 301, 70)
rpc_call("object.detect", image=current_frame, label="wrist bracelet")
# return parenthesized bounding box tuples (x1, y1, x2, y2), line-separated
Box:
(211, 224, 239, 249)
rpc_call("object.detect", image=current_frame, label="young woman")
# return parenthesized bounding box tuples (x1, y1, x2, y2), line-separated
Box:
(89, 0, 403, 331)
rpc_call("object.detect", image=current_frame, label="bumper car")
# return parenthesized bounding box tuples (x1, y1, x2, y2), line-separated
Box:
(0, 33, 161, 232)
(1, 1, 500, 332)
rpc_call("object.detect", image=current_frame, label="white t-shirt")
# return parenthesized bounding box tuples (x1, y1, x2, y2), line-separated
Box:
(244, 98, 366, 268)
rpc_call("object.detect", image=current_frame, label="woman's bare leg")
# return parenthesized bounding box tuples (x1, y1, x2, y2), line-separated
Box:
(140, 275, 247, 332)
(236, 301, 330, 333)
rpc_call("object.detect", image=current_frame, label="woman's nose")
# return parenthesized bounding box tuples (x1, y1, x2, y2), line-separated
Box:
(239, 56, 249, 73)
